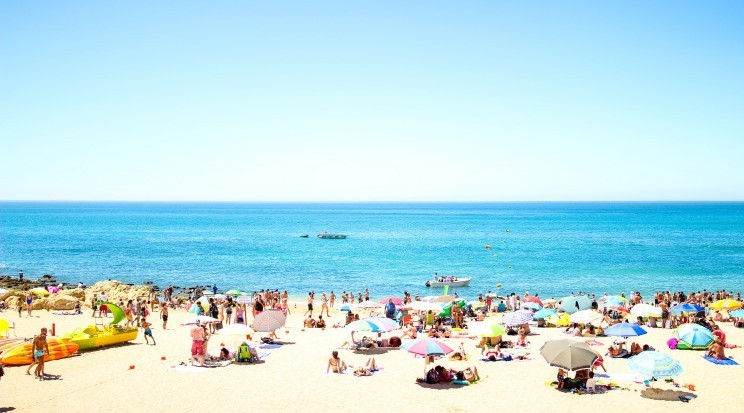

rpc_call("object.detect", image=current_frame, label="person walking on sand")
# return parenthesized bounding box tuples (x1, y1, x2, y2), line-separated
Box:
(329, 292, 336, 308)
(26, 292, 34, 317)
(142, 318, 156, 345)
(161, 302, 169, 329)
(305, 292, 314, 317)
(31, 327, 50, 379)
(321, 293, 330, 317)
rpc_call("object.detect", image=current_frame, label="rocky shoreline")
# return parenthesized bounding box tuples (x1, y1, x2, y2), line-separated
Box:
(1, 274, 221, 311)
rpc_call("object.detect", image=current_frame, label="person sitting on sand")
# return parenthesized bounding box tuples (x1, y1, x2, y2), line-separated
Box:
(304, 316, 316, 328)
(516, 326, 528, 347)
(354, 357, 380, 376)
(316, 315, 326, 329)
(345, 311, 355, 325)
(400, 324, 417, 339)
(630, 342, 642, 356)
(327, 350, 347, 373)
(707, 338, 726, 360)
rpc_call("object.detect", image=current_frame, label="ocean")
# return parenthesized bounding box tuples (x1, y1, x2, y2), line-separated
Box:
(1, 202, 743, 300)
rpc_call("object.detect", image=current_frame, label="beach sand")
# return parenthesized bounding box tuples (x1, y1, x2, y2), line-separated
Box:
(2, 303, 742, 413)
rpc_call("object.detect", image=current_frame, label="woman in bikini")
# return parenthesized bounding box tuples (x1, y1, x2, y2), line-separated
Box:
(327, 350, 347, 373)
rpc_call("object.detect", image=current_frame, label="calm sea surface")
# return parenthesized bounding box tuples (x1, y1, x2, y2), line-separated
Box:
(1, 202, 743, 299)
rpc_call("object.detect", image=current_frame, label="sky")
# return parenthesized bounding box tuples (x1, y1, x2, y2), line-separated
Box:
(1, 1, 743, 201)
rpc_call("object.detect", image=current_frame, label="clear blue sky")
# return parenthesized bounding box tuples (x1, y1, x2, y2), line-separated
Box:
(1, 1, 742, 201)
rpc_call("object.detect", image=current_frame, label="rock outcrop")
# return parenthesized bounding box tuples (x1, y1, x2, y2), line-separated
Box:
(84, 280, 155, 306)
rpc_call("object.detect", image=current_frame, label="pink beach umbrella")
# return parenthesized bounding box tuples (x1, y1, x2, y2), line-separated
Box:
(402, 338, 454, 380)
(380, 297, 404, 306)
(523, 296, 543, 306)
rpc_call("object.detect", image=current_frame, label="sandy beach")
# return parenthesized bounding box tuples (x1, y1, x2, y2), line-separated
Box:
(1, 296, 742, 413)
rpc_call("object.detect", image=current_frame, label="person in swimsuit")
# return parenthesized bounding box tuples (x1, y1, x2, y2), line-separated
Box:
(327, 350, 347, 373)
(190, 321, 206, 366)
(32, 327, 50, 379)
(225, 302, 233, 325)
(161, 303, 169, 329)
(305, 292, 314, 317)
(141, 317, 155, 345)
(26, 293, 33, 317)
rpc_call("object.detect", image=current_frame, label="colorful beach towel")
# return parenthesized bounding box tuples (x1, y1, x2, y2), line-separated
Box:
(585, 339, 604, 346)
(703, 356, 739, 365)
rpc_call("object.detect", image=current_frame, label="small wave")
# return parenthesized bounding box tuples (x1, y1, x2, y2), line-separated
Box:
(0, 263, 7, 269)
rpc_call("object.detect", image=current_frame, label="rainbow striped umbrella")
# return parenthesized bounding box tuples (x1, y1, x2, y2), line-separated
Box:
(403, 338, 454, 379)
(627, 351, 684, 379)
(346, 317, 399, 333)
(502, 310, 534, 326)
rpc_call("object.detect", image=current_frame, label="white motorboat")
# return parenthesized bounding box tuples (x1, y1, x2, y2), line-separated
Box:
(425, 277, 472, 287)
(317, 232, 347, 239)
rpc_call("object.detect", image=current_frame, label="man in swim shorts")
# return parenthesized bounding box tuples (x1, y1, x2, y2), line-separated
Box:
(142, 318, 156, 345)
(190, 320, 206, 366)
(32, 327, 50, 379)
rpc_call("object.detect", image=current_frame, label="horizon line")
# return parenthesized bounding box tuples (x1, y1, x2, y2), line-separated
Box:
(1, 199, 743, 204)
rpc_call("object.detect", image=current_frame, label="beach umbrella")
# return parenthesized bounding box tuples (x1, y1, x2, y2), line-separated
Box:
(403, 338, 454, 379)
(606, 306, 630, 314)
(630, 304, 662, 318)
(355, 301, 383, 309)
(429, 295, 455, 303)
(627, 351, 684, 379)
(709, 299, 742, 311)
(217, 323, 255, 336)
(604, 323, 647, 338)
(569, 310, 603, 326)
(188, 296, 211, 314)
(675, 323, 713, 349)
(730, 309, 744, 318)
(212, 294, 227, 300)
(252, 309, 286, 332)
(670, 303, 703, 315)
(182, 315, 219, 325)
(346, 317, 399, 333)
(339, 305, 352, 312)
(380, 297, 404, 306)
(521, 302, 542, 311)
(410, 301, 443, 312)
(559, 296, 592, 314)
(539, 339, 598, 371)
(523, 296, 543, 306)
(225, 290, 244, 296)
(533, 308, 557, 319)
(468, 301, 487, 309)
(547, 313, 571, 327)
(502, 310, 533, 326)
(471, 321, 506, 338)
(542, 299, 558, 306)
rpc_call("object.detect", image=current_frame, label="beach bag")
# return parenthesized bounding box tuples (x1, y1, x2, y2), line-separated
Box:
(426, 368, 440, 384)
(237, 344, 253, 362)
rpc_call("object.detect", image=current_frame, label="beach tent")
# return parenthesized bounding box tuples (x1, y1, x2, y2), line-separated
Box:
(558, 296, 592, 314)
(188, 296, 211, 314)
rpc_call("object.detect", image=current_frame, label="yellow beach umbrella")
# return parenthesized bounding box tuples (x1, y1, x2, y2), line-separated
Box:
(710, 299, 742, 311)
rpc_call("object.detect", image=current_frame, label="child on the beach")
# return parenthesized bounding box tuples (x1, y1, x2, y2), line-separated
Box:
(142, 318, 156, 345)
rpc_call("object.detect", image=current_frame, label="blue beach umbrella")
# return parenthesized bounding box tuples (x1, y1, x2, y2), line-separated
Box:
(670, 303, 703, 315)
(604, 323, 648, 338)
(339, 305, 352, 312)
(534, 308, 557, 319)
(559, 296, 592, 314)
(627, 351, 684, 379)
(729, 309, 744, 318)
(675, 323, 713, 350)
(521, 302, 542, 311)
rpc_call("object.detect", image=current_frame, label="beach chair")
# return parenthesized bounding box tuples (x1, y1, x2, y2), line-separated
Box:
(0, 319, 14, 338)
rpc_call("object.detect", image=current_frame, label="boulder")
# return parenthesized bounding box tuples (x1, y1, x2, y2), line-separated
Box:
(85, 280, 154, 306)
(43, 294, 78, 310)
(4, 296, 20, 308)
(65, 288, 86, 301)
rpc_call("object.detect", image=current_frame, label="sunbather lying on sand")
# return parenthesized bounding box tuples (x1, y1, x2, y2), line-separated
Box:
(354, 358, 380, 376)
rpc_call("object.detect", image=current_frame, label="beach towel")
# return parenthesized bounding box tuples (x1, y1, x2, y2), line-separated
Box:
(259, 343, 283, 349)
(585, 339, 604, 346)
(168, 360, 232, 372)
(703, 356, 739, 365)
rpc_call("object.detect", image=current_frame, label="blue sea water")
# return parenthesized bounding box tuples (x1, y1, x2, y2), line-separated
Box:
(1, 202, 743, 300)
